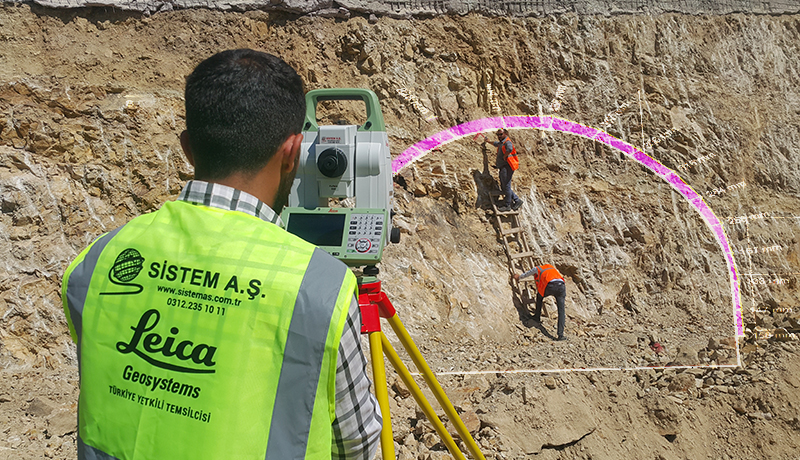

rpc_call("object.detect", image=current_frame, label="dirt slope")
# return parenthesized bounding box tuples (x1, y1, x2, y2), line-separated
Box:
(1, 4, 800, 459)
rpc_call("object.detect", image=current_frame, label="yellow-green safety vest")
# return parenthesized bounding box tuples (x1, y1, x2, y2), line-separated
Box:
(62, 200, 356, 459)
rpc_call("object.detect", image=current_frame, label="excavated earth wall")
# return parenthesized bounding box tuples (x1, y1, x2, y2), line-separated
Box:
(1, 3, 800, 459)
(7, 0, 800, 16)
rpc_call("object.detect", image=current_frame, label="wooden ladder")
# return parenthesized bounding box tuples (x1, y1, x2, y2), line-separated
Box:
(489, 191, 547, 317)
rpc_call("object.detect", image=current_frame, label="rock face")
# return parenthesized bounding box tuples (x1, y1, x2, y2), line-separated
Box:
(19, 0, 800, 16)
(1, 3, 800, 459)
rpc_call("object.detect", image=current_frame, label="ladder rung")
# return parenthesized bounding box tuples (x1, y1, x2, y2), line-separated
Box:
(509, 251, 534, 260)
(501, 227, 522, 236)
(494, 209, 519, 216)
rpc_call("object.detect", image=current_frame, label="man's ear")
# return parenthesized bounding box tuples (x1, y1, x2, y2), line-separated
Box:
(180, 131, 195, 167)
(279, 133, 303, 173)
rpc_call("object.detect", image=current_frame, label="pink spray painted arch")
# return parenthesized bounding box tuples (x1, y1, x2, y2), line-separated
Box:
(392, 115, 744, 336)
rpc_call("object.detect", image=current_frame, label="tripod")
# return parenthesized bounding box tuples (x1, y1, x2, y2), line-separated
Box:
(357, 272, 486, 460)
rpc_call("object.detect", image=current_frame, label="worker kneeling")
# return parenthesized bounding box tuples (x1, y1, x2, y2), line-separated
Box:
(514, 264, 567, 341)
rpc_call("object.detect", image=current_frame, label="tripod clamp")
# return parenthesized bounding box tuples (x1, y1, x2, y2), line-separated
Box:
(357, 276, 486, 460)
(358, 279, 393, 334)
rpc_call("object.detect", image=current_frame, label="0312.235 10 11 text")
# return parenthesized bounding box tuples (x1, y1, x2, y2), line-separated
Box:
(165, 297, 226, 315)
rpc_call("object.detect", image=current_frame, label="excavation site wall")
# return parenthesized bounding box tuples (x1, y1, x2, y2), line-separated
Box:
(1, 2, 800, 459)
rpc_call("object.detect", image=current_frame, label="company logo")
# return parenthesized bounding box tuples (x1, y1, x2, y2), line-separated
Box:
(101, 248, 145, 295)
(116, 309, 217, 374)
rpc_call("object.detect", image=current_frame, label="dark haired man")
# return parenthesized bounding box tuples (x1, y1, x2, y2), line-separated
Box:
(62, 49, 381, 460)
(484, 128, 522, 211)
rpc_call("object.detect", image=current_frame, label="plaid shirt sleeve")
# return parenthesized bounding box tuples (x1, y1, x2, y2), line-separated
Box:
(331, 296, 382, 460)
(519, 266, 538, 280)
(177, 181, 382, 456)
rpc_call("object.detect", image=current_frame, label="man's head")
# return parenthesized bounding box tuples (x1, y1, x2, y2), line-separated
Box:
(183, 49, 305, 182)
(496, 128, 508, 140)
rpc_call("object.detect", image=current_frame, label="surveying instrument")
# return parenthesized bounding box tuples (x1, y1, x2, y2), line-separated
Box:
(282, 89, 486, 460)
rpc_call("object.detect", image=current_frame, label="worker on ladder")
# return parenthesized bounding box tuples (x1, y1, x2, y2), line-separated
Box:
(484, 128, 522, 211)
(514, 264, 567, 341)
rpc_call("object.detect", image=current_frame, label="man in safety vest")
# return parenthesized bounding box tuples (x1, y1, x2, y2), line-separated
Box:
(61, 49, 381, 459)
(484, 128, 522, 211)
(514, 264, 567, 341)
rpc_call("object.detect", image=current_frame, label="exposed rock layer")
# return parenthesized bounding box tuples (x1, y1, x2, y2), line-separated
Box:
(1, 4, 800, 459)
(10, 0, 800, 16)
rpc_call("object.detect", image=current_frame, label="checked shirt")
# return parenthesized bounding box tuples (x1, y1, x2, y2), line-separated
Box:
(178, 180, 382, 460)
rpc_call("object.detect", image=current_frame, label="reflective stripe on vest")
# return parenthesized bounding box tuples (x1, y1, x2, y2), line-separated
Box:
(62, 200, 353, 460)
(63, 227, 123, 347)
(502, 141, 519, 171)
(78, 437, 119, 460)
(535, 265, 563, 297)
(266, 248, 349, 459)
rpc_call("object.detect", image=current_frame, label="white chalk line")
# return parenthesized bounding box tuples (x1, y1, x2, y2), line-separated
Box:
(410, 363, 740, 377)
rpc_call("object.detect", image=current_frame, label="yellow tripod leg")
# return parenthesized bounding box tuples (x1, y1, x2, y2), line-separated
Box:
(368, 331, 395, 460)
(382, 333, 467, 460)
(386, 315, 487, 460)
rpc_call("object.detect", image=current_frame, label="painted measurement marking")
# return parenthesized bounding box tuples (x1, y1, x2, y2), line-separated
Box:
(744, 276, 787, 286)
(732, 244, 782, 255)
(678, 152, 717, 170)
(391, 115, 745, 336)
(751, 307, 795, 314)
(643, 128, 678, 150)
(486, 82, 501, 114)
(750, 328, 798, 341)
(411, 363, 740, 377)
(396, 87, 437, 121)
(727, 212, 769, 225)
(550, 84, 566, 112)
(709, 181, 747, 197)
(599, 101, 631, 129)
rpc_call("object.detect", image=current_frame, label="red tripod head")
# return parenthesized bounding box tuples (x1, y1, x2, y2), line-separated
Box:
(358, 280, 396, 334)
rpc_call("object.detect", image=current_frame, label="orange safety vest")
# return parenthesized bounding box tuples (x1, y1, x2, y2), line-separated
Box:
(502, 140, 519, 171)
(533, 264, 564, 297)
